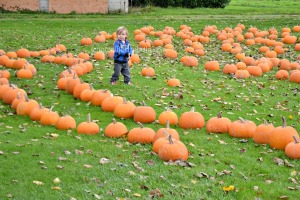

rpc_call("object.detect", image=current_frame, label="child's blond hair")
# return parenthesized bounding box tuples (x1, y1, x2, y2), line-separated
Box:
(116, 26, 128, 37)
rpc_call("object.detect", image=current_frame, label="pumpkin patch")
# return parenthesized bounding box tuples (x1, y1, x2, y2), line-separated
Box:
(1, 10, 300, 199)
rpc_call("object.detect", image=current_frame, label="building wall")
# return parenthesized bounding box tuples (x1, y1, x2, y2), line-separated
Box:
(0, 0, 39, 11)
(0, 0, 109, 14)
(109, 0, 128, 13)
(49, 0, 108, 14)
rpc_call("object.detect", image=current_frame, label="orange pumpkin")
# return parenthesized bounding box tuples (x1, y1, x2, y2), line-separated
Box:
(206, 112, 232, 134)
(104, 118, 128, 138)
(133, 101, 156, 123)
(77, 113, 99, 135)
(127, 122, 155, 144)
(269, 117, 299, 150)
(253, 119, 275, 144)
(228, 117, 256, 138)
(179, 107, 205, 129)
(285, 136, 300, 159)
(158, 135, 188, 161)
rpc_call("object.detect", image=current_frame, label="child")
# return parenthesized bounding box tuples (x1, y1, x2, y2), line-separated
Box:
(110, 26, 133, 85)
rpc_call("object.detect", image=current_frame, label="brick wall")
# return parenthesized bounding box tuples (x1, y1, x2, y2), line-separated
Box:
(0, 0, 108, 14)
(0, 0, 39, 11)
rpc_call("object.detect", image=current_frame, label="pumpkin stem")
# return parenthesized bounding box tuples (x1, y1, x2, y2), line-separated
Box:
(166, 120, 170, 129)
(217, 111, 223, 118)
(281, 116, 286, 128)
(191, 107, 195, 112)
(293, 135, 299, 143)
(24, 93, 29, 102)
(38, 103, 43, 109)
(112, 118, 116, 124)
(239, 117, 246, 123)
(89, 84, 93, 90)
(142, 100, 146, 106)
(72, 72, 77, 79)
(87, 113, 91, 123)
(163, 131, 170, 138)
(123, 97, 127, 104)
(168, 135, 174, 144)
(263, 118, 268, 125)
(137, 121, 144, 128)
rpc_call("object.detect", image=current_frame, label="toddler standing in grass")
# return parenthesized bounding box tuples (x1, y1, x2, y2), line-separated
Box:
(110, 26, 133, 85)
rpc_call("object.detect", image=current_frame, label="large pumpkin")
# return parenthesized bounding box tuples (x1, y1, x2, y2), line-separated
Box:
(77, 113, 99, 135)
(228, 117, 256, 138)
(127, 122, 155, 144)
(206, 112, 231, 134)
(269, 117, 299, 150)
(133, 101, 156, 123)
(158, 135, 189, 161)
(179, 107, 205, 129)
(285, 136, 300, 159)
(104, 118, 128, 138)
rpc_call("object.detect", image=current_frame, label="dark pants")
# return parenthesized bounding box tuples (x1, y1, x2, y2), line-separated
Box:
(110, 62, 131, 84)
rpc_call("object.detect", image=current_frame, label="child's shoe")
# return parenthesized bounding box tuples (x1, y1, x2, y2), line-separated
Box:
(111, 81, 116, 85)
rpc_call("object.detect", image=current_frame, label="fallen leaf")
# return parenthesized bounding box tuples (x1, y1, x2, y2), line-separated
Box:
(278, 196, 289, 199)
(218, 140, 227, 145)
(146, 160, 155, 166)
(52, 186, 61, 190)
(273, 157, 284, 166)
(149, 188, 164, 198)
(132, 162, 144, 172)
(133, 193, 141, 197)
(99, 158, 110, 164)
(53, 178, 61, 184)
(265, 180, 273, 184)
(33, 181, 44, 185)
(196, 172, 209, 178)
(84, 164, 93, 168)
(222, 185, 235, 192)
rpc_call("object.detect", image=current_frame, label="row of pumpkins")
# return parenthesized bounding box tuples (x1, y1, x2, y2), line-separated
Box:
(0, 74, 300, 161)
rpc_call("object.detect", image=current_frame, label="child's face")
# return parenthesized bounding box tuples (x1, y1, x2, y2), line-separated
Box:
(117, 31, 127, 41)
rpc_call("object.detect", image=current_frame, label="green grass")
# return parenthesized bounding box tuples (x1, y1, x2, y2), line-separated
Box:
(1, 0, 300, 199)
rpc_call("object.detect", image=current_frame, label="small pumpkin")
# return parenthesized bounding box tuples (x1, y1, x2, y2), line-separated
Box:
(102, 96, 123, 112)
(73, 81, 90, 99)
(158, 135, 189, 161)
(158, 108, 178, 125)
(90, 89, 112, 106)
(40, 107, 60, 126)
(285, 136, 300, 159)
(16, 94, 39, 116)
(253, 119, 275, 144)
(228, 117, 256, 138)
(77, 113, 99, 135)
(29, 103, 49, 121)
(114, 98, 136, 119)
(133, 101, 156, 123)
(141, 66, 155, 77)
(167, 78, 180, 87)
(104, 118, 128, 138)
(206, 112, 232, 134)
(269, 117, 299, 150)
(56, 115, 77, 130)
(80, 84, 95, 102)
(179, 107, 205, 129)
(152, 131, 180, 154)
(127, 122, 155, 144)
(153, 120, 179, 143)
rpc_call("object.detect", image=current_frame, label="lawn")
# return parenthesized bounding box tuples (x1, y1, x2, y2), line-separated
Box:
(1, 0, 300, 199)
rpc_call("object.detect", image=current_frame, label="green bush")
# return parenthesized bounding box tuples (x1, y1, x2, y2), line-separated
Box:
(129, 0, 231, 8)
